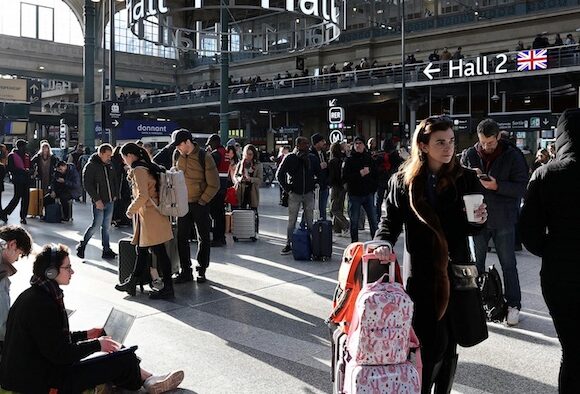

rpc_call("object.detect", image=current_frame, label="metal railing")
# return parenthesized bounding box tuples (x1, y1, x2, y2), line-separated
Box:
(125, 45, 580, 111)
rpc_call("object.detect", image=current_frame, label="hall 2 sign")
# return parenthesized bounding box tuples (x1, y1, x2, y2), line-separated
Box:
(423, 54, 509, 80)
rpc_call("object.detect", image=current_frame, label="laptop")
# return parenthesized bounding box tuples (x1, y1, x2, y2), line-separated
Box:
(102, 308, 136, 344)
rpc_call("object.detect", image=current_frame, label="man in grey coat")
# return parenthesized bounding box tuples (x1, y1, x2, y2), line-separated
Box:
(461, 118, 529, 326)
(76, 144, 119, 260)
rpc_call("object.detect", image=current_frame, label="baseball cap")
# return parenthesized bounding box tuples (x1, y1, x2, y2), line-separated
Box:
(206, 134, 221, 146)
(169, 129, 193, 148)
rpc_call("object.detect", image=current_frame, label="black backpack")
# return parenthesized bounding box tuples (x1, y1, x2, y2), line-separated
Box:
(479, 265, 508, 322)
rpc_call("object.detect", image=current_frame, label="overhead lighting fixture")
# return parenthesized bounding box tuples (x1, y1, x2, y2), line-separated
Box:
(524, 97, 531, 104)
(91, 0, 100, 2)
(38, 66, 45, 70)
(377, 9, 384, 14)
(259, 110, 269, 114)
(387, 25, 393, 30)
(296, 18, 300, 23)
(97, 68, 104, 73)
(143, 112, 149, 116)
(248, 28, 252, 33)
(157, 118, 167, 121)
(474, 11, 479, 16)
(172, 64, 177, 68)
(373, 92, 381, 96)
(380, 23, 386, 29)
(353, 7, 357, 12)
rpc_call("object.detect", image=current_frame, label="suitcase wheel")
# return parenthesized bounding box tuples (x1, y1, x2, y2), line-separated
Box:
(233, 237, 239, 242)
(251, 237, 257, 242)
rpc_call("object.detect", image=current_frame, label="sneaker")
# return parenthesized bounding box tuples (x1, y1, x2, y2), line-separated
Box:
(76, 243, 85, 259)
(102, 250, 117, 259)
(143, 370, 184, 394)
(507, 307, 520, 326)
(174, 272, 194, 284)
(280, 245, 292, 255)
(339, 229, 350, 238)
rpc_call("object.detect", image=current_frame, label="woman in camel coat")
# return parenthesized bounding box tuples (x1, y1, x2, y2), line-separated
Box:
(234, 144, 263, 209)
(114, 143, 174, 300)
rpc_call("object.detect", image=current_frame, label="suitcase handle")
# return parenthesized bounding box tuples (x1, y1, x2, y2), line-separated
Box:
(361, 241, 396, 285)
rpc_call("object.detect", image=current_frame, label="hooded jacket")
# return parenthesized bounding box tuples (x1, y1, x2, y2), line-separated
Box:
(82, 153, 119, 204)
(276, 149, 320, 195)
(520, 108, 580, 281)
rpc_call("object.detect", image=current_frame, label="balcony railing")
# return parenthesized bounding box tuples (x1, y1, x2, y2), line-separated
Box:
(126, 45, 580, 111)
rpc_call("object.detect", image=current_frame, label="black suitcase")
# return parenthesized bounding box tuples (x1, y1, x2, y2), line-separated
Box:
(44, 203, 62, 223)
(312, 186, 332, 261)
(118, 238, 151, 292)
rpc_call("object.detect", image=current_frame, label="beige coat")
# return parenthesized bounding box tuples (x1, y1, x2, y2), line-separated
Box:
(233, 161, 263, 208)
(127, 166, 173, 247)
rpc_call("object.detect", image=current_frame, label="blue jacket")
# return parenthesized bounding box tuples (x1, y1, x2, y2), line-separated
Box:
(460, 139, 528, 229)
(52, 164, 82, 199)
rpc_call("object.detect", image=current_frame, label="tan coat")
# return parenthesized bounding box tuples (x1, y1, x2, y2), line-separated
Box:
(174, 145, 220, 204)
(233, 161, 263, 208)
(127, 166, 173, 247)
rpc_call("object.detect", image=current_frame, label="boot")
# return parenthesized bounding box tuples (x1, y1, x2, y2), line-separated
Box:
(115, 275, 137, 296)
(149, 286, 175, 300)
(433, 354, 459, 394)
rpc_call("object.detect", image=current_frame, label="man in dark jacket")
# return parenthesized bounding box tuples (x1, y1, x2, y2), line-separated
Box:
(50, 161, 82, 221)
(206, 134, 229, 247)
(310, 133, 329, 220)
(461, 118, 528, 326)
(520, 108, 580, 393)
(276, 136, 320, 255)
(2, 140, 31, 224)
(76, 144, 119, 260)
(152, 144, 176, 170)
(343, 136, 379, 242)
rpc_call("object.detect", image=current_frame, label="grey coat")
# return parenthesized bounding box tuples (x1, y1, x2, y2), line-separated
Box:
(460, 140, 528, 229)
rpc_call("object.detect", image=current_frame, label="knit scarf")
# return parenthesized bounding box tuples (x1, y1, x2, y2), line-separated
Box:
(30, 275, 70, 339)
(476, 143, 503, 173)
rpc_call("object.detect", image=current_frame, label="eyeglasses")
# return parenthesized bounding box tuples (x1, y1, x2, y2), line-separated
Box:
(60, 265, 73, 272)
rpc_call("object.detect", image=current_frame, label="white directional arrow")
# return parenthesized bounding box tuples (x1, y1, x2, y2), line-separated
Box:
(542, 118, 549, 125)
(423, 63, 441, 80)
(112, 119, 120, 127)
(30, 84, 39, 94)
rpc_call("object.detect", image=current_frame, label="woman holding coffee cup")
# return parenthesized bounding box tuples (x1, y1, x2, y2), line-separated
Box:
(373, 116, 487, 393)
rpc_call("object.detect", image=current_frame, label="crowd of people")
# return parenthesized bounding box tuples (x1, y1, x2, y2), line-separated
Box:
(0, 110, 577, 392)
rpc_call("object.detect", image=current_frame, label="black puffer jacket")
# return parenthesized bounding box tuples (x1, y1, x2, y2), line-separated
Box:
(82, 153, 119, 204)
(520, 108, 580, 281)
(342, 149, 378, 196)
(276, 151, 320, 195)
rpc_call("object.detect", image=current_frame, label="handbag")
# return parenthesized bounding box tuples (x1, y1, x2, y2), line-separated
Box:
(448, 262, 488, 347)
(225, 186, 238, 206)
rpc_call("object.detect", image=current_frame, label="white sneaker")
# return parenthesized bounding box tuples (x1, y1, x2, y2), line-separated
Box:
(143, 370, 184, 394)
(507, 307, 520, 326)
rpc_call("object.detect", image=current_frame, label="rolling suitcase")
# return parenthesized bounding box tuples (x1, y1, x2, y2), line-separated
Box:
(44, 203, 62, 223)
(312, 185, 333, 261)
(28, 180, 43, 217)
(232, 209, 257, 242)
(118, 238, 151, 293)
(292, 222, 311, 261)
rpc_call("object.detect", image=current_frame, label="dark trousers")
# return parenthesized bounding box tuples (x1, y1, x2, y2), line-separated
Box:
(209, 188, 226, 242)
(4, 182, 29, 220)
(419, 316, 458, 394)
(133, 244, 173, 289)
(60, 197, 72, 221)
(177, 202, 211, 274)
(60, 347, 142, 393)
(542, 276, 580, 394)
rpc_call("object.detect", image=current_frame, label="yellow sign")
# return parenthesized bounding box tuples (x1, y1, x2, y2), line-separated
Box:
(0, 79, 27, 101)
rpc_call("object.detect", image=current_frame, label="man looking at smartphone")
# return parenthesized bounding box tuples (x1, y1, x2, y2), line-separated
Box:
(461, 118, 529, 326)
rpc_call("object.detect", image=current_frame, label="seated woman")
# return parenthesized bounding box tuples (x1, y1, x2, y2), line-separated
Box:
(0, 244, 184, 393)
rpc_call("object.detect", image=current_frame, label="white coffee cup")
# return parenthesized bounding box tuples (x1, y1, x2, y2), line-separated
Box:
(463, 194, 484, 222)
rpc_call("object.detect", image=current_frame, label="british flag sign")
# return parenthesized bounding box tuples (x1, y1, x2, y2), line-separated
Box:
(517, 49, 548, 71)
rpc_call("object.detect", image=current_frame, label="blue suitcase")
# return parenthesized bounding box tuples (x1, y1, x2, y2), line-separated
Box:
(292, 223, 311, 261)
(44, 203, 62, 223)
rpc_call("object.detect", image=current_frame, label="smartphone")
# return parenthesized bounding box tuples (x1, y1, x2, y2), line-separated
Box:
(477, 174, 492, 181)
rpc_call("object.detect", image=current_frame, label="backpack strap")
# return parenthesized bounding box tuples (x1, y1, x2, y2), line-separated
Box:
(199, 148, 205, 172)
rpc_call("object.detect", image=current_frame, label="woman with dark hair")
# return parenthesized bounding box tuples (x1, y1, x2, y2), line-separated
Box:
(233, 144, 263, 228)
(111, 146, 132, 227)
(0, 244, 184, 393)
(372, 116, 488, 393)
(225, 145, 240, 186)
(328, 141, 349, 236)
(114, 143, 175, 299)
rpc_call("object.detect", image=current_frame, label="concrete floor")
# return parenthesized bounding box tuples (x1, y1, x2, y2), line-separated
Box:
(4, 183, 559, 393)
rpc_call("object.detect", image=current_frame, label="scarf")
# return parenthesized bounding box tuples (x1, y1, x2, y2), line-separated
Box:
(475, 143, 503, 173)
(30, 275, 70, 339)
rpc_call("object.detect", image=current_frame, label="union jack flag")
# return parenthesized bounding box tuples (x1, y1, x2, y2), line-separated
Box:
(517, 49, 548, 71)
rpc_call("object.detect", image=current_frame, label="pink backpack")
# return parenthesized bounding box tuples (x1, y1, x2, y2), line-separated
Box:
(342, 249, 422, 394)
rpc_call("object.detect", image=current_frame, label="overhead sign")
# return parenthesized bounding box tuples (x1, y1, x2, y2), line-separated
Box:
(493, 114, 557, 130)
(59, 122, 69, 150)
(102, 101, 124, 129)
(329, 107, 344, 124)
(27, 80, 42, 110)
(329, 130, 344, 144)
(0, 79, 27, 101)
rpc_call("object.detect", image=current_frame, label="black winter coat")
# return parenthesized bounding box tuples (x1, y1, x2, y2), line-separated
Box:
(520, 108, 580, 281)
(82, 153, 119, 204)
(374, 168, 483, 354)
(276, 151, 320, 195)
(0, 286, 100, 392)
(342, 149, 378, 196)
(461, 140, 528, 229)
(310, 147, 328, 189)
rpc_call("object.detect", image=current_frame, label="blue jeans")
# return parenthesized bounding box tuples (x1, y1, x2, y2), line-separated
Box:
(474, 227, 522, 309)
(81, 202, 114, 250)
(348, 194, 377, 242)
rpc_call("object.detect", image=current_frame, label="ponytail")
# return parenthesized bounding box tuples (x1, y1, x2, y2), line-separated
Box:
(121, 142, 164, 191)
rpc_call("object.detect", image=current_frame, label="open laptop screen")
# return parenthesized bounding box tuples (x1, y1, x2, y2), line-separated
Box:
(102, 308, 136, 344)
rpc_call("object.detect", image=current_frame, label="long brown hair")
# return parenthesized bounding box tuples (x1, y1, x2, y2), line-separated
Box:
(400, 116, 462, 320)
